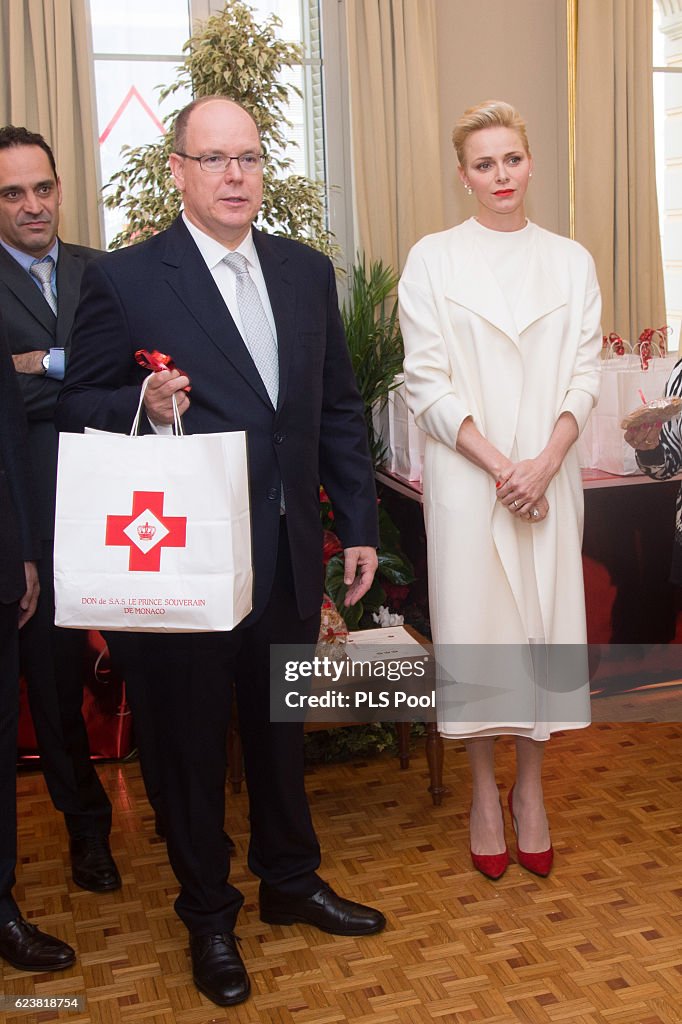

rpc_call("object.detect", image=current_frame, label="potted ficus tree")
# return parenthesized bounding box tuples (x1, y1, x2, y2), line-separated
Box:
(103, 1, 334, 256)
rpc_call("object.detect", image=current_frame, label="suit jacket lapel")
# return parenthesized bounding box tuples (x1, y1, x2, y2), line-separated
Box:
(55, 243, 87, 349)
(253, 228, 295, 414)
(160, 218, 273, 409)
(0, 245, 56, 335)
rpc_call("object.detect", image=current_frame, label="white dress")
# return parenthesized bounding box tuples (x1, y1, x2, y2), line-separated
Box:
(398, 218, 603, 741)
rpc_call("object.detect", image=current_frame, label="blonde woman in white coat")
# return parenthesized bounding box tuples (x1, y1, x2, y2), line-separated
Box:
(399, 101, 601, 880)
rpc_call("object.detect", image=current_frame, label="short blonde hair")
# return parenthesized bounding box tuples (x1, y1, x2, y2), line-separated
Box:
(452, 100, 530, 167)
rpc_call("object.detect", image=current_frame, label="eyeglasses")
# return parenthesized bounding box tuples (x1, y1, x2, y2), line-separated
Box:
(175, 151, 265, 174)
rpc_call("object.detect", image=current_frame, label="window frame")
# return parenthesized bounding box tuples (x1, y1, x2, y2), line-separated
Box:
(88, 0, 355, 264)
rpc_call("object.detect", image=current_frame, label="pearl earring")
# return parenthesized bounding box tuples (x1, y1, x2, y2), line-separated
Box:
(464, 184, 473, 195)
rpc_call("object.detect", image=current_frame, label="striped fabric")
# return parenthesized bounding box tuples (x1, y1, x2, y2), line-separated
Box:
(636, 357, 682, 583)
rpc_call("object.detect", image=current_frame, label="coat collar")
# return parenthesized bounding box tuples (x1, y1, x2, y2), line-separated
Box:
(160, 218, 294, 413)
(0, 242, 56, 334)
(443, 219, 566, 345)
(54, 244, 90, 348)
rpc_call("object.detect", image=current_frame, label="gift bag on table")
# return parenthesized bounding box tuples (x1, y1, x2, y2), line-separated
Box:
(371, 395, 391, 464)
(387, 373, 426, 481)
(593, 331, 679, 475)
(54, 385, 253, 632)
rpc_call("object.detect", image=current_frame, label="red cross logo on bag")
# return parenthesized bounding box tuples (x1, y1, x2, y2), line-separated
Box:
(105, 491, 187, 571)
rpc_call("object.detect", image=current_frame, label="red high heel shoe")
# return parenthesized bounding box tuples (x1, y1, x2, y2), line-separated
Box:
(507, 785, 554, 877)
(470, 802, 509, 880)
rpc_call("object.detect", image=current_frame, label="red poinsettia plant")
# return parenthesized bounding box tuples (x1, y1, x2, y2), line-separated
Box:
(320, 487, 341, 564)
(319, 487, 414, 630)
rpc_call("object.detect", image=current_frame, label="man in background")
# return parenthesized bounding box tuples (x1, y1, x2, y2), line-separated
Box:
(0, 309, 75, 970)
(0, 125, 119, 893)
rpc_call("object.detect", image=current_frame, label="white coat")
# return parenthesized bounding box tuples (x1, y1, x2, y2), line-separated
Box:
(398, 219, 602, 737)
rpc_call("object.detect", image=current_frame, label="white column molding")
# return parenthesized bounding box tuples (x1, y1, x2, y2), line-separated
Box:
(657, 0, 682, 18)
(657, 0, 682, 43)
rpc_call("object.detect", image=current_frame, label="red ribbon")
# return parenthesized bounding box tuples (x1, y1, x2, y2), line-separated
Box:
(603, 332, 625, 356)
(135, 349, 190, 391)
(135, 349, 177, 372)
(638, 325, 671, 359)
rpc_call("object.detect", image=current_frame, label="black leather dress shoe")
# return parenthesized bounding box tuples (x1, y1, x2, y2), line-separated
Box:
(259, 882, 386, 936)
(0, 916, 76, 972)
(190, 932, 250, 1006)
(70, 835, 121, 892)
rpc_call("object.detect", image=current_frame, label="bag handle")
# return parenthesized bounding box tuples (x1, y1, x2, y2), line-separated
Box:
(637, 326, 671, 369)
(130, 373, 184, 437)
(602, 333, 633, 360)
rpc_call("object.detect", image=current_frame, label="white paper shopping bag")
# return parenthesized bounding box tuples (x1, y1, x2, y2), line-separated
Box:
(387, 374, 426, 481)
(54, 394, 252, 631)
(594, 356, 678, 475)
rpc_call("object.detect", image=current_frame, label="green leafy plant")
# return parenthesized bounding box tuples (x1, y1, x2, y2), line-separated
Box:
(341, 258, 405, 465)
(103, 1, 335, 256)
(321, 490, 415, 630)
(304, 722, 426, 764)
(319, 260, 413, 629)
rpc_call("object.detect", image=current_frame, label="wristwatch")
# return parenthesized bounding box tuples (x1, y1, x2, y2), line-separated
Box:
(42, 351, 50, 374)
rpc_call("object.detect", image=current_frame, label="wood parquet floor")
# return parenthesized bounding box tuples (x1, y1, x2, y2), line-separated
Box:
(3, 721, 682, 1024)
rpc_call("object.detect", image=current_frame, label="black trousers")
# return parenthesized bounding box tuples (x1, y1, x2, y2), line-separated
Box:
(0, 600, 20, 925)
(19, 542, 111, 838)
(128, 520, 322, 935)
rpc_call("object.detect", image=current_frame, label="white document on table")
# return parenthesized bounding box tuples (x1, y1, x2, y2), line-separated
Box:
(345, 626, 429, 663)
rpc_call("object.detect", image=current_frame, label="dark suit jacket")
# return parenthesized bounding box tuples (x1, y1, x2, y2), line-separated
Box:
(0, 310, 38, 603)
(56, 218, 378, 623)
(0, 241, 100, 540)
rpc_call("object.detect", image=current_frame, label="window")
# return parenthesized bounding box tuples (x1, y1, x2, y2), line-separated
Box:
(88, 0, 349, 255)
(89, 0, 192, 245)
(653, 0, 682, 345)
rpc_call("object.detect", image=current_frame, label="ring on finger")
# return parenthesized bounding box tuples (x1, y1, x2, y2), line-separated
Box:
(512, 500, 519, 509)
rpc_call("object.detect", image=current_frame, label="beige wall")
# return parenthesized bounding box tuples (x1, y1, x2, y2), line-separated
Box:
(434, 0, 569, 236)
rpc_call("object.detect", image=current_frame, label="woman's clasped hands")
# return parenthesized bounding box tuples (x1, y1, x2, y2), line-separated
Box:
(495, 457, 552, 523)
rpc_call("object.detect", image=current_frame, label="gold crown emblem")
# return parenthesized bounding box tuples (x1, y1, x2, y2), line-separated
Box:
(137, 521, 156, 541)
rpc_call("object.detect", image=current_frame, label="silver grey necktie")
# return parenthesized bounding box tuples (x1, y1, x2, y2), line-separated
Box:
(30, 256, 57, 315)
(223, 251, 279, 408)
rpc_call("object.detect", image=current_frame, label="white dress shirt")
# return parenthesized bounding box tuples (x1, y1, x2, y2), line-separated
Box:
(181, 213, 278, 344)
(149, 216, 278, 434)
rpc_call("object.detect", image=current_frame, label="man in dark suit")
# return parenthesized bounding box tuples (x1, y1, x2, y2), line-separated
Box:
(57, 95, 383, 1007)
(0, 126, 120, 892)
(0, 309, 76, 971)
